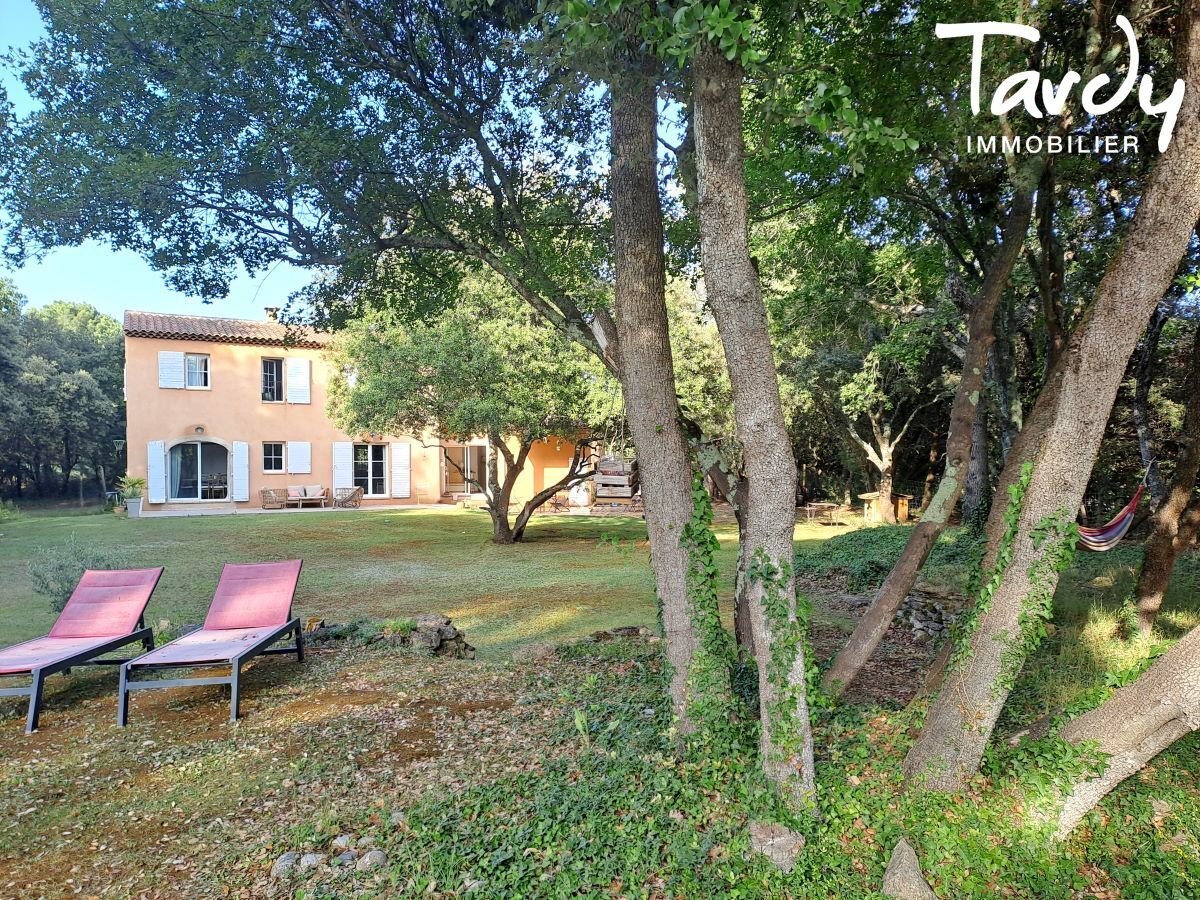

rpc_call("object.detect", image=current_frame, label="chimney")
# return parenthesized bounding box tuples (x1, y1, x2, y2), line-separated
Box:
(264, 307, 279, 321)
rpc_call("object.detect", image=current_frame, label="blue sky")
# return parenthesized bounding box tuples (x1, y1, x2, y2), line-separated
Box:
(0, 0, 313, 323)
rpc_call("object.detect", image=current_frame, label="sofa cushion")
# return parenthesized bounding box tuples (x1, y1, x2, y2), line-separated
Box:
(304, 484, 324, 498)
(287, 486, 304, 499)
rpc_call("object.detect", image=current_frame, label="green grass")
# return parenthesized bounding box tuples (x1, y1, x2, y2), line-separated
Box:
(0, 508, 654, 656)
(0, 507, 854, 657)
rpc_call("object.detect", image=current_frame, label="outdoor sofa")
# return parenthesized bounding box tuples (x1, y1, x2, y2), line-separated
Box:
(0, 567, 163, 733)
(286, 485, 329, 508)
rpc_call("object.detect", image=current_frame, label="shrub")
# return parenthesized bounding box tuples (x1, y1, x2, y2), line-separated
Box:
(0, 500, 19, 524)
(27, 534, 132, 612)
(794, 524, 981, 593)
(117, 476, 146, 499)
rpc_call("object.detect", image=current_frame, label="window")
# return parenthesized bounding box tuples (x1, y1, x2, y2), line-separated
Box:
(185, 353, 210, 389)
(168, 441, 228, 500)
(261, 358, 284, 402)
(263, 442, 285, 473)
(353, 444, 387, 496)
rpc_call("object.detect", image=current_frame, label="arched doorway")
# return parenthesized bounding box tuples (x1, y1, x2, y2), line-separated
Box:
(168, 440, 230, 500)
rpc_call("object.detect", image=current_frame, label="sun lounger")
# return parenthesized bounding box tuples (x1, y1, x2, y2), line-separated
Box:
(0, 567, 162, 733)
(118, 560, 303, 725)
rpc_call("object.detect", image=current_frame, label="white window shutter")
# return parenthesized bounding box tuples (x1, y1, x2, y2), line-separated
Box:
(287, 441, 312, 474)
(157, 351, 185, 389)
(231, 441, 250, 501)
(390, 442, 411, 498)
(146, 441, 166, 503)
(332, 441, 354, 490)
(286, 358, 311, 404)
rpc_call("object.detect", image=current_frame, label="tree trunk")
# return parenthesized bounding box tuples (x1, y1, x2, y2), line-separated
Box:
(481, 433, 525, 544)
(1130, 299, 1175, 507)
(693, 45, 814, 803)
(961, 404, 989, 527)
(821, 176, 1037, 697)
(918, 429, 941, 515)
(684, 423, 756, 655)
(903, 11, 1200, 790)
(1134, 321, 1200, 635)
(1052, 624, 1200, 838)
(1033, 166, 1067, 372)
(511, 440, 597, 541)
(987, 327, 1022, 461)
(610, 59, 702, 733)
(877, 461, 897, 524)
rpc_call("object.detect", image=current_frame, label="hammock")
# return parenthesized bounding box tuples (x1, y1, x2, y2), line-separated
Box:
(1077, 483, 1145, 552)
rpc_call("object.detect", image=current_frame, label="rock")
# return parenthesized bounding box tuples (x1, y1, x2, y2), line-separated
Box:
(298, 853, 327, 871)
(355, 849, 388, 872)
(748, 820, 805, 873)
(389, 811, 407, 828)
(415, 613, 451, 630)
(357, 835, 377, 849)
(332, 851, 359, 867)
(331, 834, 356, 852)
(590, 624, 650, 642)
(512, 642, 557, 664)
(463, 878, 488, 892)
(882, 838, 936, 900)
(410, 614, 476, 658)
(412, 629, 441, 650)
(270, 851, 300, 878)
(914, 579, 960, 600)
(1151, 797, 1172, 826)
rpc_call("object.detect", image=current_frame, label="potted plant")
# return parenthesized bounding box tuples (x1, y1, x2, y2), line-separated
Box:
(118, 477, 147, 518)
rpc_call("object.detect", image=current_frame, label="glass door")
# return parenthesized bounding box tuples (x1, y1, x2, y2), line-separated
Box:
(353, 444, 387, 496)
(168, 441, 229, 500)
(443, 444, 488, 495)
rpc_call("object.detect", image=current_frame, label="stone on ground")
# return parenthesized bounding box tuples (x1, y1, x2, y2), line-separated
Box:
(298, 852, 326, 871)
(748, 820, 805, 873)
(355, 849, 388, 872)
(270, 851, 300, 878)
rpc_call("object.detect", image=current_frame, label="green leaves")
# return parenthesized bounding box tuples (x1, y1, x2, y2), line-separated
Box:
(327, 271, 605, 446)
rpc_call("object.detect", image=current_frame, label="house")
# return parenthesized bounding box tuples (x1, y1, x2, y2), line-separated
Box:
(123, 310, 580, 512)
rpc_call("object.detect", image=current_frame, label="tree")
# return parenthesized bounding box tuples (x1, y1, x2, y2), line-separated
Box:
(692, 38, 814, 803)
(0, 287, 124, 500)
(1049, 621, 1200, 837)
(904, 0, 1200, 790)
(1131, 312, 1200, 635)
(328, 278, 601, 544)
(607, 43, 710, 735)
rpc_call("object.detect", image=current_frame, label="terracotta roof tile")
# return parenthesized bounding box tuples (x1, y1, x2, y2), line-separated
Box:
(123, 311, 326, 348)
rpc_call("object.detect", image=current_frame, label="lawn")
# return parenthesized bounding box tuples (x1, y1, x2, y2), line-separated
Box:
(0, 506, 853, 655)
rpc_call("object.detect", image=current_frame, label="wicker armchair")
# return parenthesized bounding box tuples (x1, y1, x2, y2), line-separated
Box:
(260, 488, 288, 510)
(333, 486, 364, 509)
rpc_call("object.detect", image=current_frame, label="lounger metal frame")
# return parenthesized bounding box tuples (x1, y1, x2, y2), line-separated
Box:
(117, 619, 303, 725)
(1, 624, 155, 733)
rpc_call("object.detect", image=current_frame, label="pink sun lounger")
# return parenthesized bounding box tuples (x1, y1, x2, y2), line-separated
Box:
(118, 560, 303, 725)
(0, 568, 163, 733)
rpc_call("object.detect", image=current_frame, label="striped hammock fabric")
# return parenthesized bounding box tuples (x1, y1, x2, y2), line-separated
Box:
(1077, 484, 1145, 552)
